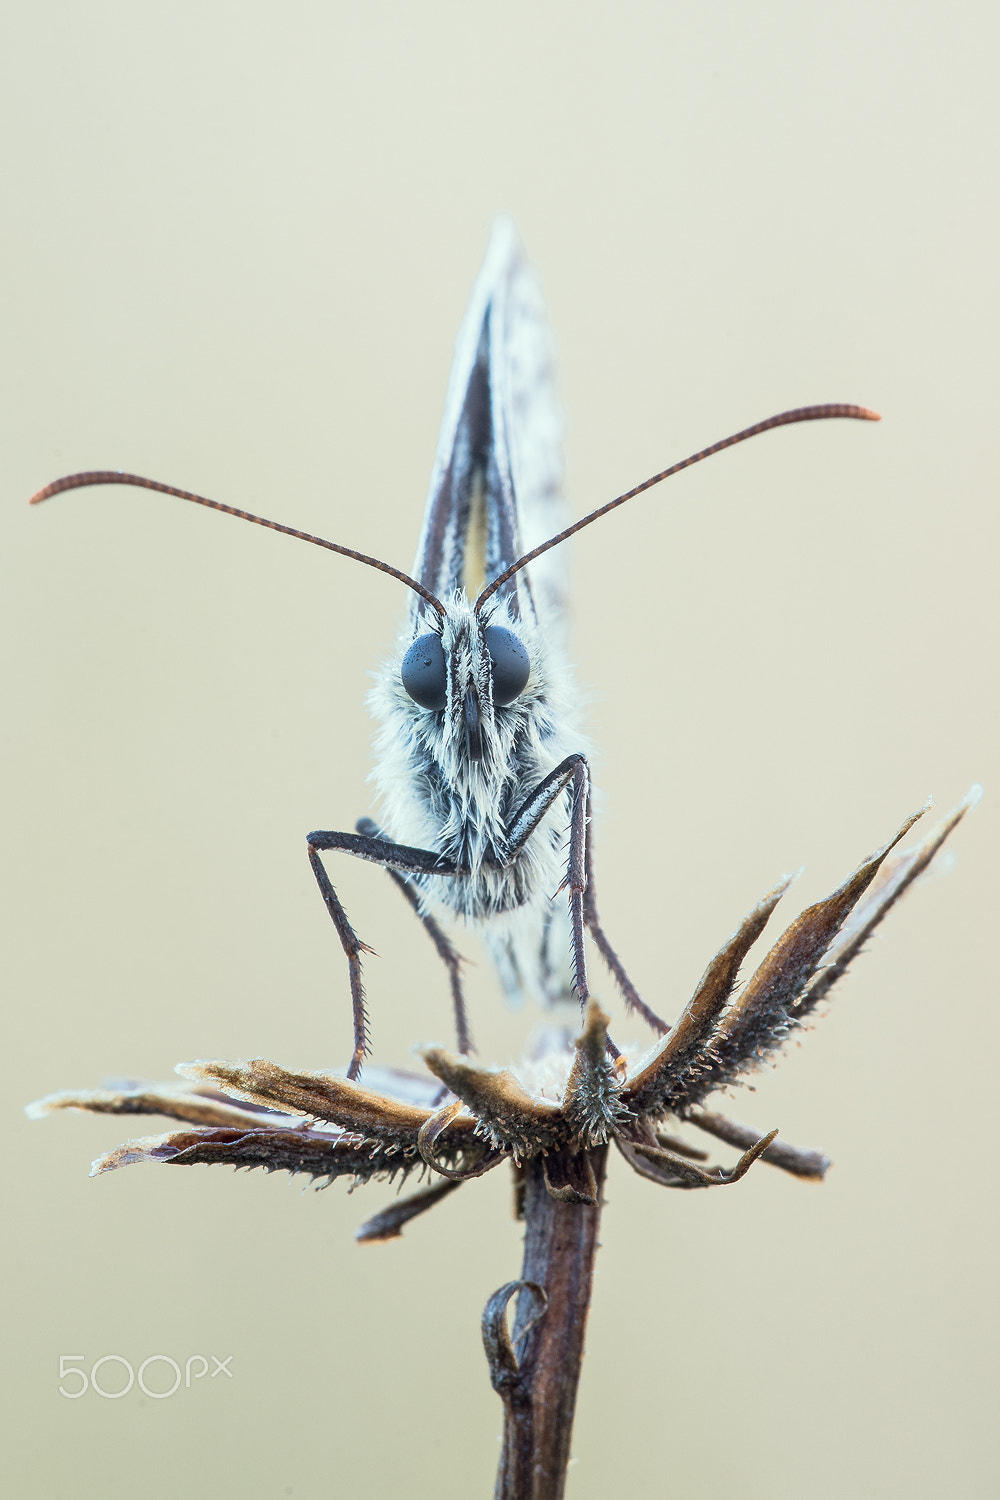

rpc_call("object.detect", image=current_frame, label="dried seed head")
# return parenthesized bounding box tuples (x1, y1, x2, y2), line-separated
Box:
(29, 791, 979, 1227)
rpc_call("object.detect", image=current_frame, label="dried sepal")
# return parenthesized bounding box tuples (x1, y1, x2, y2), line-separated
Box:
(420, 1047, 564, 1153)
(687, 1108, 829, 1179)
(796, 786, 981, 1019)
(615, 1123, 778, 1190)
(562, 1002, 627, 1145)
(623, 875, 793, 1117)
(685, 804, 929, 1103)
(417, 1099, 503, 1180)
(417, 1098, 466, 1168)
(91, 1124, 409, 1187)
(26, 1084, 268, 1131)
(355, 1180, 462, 1243)
(613, 1130, 716, 1189)
(177, 1058, 437, 1144)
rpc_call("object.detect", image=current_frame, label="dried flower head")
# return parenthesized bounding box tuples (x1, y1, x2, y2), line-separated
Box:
(30, 791, 978, 1237)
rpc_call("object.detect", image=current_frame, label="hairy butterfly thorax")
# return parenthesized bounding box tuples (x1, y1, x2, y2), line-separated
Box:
(371, 590, 581, 919)
(29, 218, 879, 1078)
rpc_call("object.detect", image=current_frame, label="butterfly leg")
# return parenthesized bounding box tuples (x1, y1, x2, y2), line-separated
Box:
(355, 818, 474, 1057)
(506, 756, 669, 1038)
(306, 827, 458, 1080)
(580, 782, 669, 1035)
(505, 755, 592, 1009)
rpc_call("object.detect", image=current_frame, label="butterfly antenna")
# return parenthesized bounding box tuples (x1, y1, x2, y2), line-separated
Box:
(29, 470, 447, 618)
(475, 403, 880, 613)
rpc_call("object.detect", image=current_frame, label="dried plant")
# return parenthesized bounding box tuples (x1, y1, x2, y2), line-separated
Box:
(30, 790, 978, 1498)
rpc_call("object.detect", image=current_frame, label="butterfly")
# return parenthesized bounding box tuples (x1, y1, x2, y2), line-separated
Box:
(30, 219, 878, 1078)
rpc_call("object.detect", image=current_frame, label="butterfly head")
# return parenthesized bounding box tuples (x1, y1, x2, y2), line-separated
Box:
(401, 596, 531, 767)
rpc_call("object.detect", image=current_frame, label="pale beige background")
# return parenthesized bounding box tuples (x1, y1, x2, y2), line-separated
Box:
(3, 5, 996, 1497)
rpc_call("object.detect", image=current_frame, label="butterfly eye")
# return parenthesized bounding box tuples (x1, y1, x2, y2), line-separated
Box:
(401, 633, 448, 710)
(484, 626, 530, 707)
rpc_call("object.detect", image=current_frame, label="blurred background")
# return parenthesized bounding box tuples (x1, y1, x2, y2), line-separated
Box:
(3, 4, 997, 1496)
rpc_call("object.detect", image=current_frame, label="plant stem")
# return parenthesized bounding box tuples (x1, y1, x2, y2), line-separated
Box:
(488, 1145, 608, 1499)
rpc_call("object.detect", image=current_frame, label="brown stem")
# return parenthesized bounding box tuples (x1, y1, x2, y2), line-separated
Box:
(485, 1146, 608, 1499)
